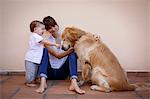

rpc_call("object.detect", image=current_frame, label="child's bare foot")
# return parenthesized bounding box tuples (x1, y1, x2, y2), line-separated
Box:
(69, 79, 85, 94)
(25, 83, 37, 87)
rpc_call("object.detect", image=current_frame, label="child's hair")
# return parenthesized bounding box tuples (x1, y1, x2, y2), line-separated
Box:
(43, 16, 58, 31)
(30, 20, 44, 32)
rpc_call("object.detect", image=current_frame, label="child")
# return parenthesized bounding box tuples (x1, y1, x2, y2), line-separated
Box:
(25, 20, 60, 87)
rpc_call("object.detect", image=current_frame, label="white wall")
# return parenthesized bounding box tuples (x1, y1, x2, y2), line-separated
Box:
(1, 0, 149, 72)
(0, 0, 3, 72)
(148, 0, 150, 70)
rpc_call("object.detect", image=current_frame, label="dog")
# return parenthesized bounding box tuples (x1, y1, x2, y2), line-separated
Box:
(61, 27, 148, 92)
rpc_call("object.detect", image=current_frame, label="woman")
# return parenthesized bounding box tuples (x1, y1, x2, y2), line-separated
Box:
(36, 16, 85, 94)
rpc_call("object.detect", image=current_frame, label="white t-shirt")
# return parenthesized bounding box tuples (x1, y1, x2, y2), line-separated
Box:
(25, 33, 44, 64)
(48, 33, 68, 69)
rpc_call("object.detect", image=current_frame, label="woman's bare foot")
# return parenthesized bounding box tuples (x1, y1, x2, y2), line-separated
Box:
(35, 85, 47, 93)
(35, 77, 47, 93)
(69, 79, 85, 94)
(25, 83, 37, 87)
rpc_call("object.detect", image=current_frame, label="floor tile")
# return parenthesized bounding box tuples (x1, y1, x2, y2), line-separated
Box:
(0, 73, 149, 99)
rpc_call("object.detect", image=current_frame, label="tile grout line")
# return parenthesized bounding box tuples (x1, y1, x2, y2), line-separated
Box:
(5, 88, 21, 99)
(134, 91, 144, 99)
(42, 93, 47, 99)
(75, 94, 78, 99)
(0, 77, 11, 85)
(41, 81, 56, 99)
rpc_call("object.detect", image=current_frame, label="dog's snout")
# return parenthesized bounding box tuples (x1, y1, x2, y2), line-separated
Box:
(62, 46, 67, 51)
(62, 45, 70, 51)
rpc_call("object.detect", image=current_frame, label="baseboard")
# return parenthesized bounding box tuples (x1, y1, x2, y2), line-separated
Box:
(127, 72, 150, 77)
(0, 71, 25, 76)
(0, 71, 149, 77)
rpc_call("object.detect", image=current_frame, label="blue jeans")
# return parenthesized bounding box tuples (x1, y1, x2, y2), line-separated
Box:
(38, 48, 78, 80)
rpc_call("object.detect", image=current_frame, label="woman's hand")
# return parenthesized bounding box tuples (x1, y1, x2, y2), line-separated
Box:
(67, 47, 74, 53)
(93, 34, 101, 41)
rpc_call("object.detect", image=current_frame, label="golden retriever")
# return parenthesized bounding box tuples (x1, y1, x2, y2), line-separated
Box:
(61, 27, 147, 92)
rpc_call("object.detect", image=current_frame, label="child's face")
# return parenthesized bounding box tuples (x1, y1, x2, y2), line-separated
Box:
(34, 24, 45, 35)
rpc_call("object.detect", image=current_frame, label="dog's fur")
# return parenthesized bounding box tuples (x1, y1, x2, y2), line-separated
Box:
(62, 27, 139, 92)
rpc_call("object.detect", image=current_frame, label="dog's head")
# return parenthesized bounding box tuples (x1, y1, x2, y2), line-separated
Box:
(61, 27, 86, 50)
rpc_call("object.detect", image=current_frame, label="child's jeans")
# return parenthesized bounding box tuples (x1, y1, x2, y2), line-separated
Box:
(25, 60, 39, 83)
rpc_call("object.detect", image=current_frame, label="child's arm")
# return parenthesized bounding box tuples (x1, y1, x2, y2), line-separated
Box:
(40, 39, 60, 48)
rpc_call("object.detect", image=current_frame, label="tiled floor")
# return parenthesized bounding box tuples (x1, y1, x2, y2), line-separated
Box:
(0, 72, 149, 99)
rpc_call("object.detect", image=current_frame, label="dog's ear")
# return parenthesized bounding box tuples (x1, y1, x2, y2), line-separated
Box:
(66, 27, 79, 41)
(62, 27, 72, 40)
(63, 27, 86, 41)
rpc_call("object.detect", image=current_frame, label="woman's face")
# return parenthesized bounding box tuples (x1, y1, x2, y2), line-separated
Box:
(48, 25, 59, 38)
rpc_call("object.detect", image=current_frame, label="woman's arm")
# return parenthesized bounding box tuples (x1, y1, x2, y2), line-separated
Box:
(44, 45, 74, 59)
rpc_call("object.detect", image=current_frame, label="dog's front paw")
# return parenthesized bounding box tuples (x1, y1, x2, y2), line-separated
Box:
(90, 85, 98, 91)
(82, 75, 90, 81)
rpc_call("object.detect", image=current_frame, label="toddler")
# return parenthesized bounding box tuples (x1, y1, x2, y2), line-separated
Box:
(25, 20, 60, 87)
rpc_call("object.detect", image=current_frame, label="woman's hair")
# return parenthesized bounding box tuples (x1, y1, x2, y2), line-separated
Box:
(43, 16, 58, 30)
(30, 20, 44, 32)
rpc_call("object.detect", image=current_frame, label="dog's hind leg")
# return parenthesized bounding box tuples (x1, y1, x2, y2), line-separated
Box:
(94, 77, 111, 92)
(91, 69, 111, 92)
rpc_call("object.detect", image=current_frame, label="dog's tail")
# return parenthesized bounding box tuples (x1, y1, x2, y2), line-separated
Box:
(131, 83, 150, 90)
(122, 82, 150, 91)
(125, 84, 135, 91)
(110, 80, 150, 91)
